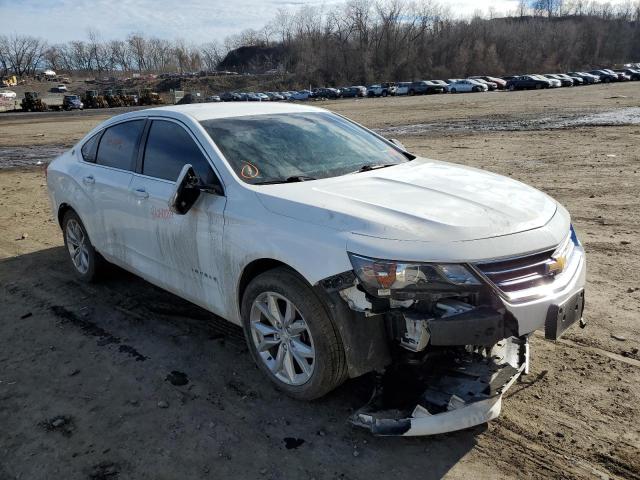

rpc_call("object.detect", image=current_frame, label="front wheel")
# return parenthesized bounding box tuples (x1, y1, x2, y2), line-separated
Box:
(241, 267, 347, 400)
(450, 88, 457, 94)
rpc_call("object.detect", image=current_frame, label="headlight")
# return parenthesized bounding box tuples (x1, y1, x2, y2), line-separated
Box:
(570, 224, 581, 246)
(348, 253, 481, 296)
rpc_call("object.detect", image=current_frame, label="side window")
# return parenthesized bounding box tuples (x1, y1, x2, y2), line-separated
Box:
(81, 132, 101, 163)
(142, 120, 217, 184)
(95, 120, 145, 171)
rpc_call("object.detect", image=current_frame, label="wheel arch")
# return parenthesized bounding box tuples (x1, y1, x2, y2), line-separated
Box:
(237, 258, 307, 312)
(57, 202, 75, 228)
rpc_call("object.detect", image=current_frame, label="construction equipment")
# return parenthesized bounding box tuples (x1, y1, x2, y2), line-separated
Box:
(116, 89, 137, 106)
(2, 75, 17, 87)
(21, 91, 47, 112)
(82, 90, 107, 109)
(104, 89, 123, 108)
(139, 88, 163, 106)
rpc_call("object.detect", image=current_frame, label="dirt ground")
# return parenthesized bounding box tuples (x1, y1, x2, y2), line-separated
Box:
(1, 84, 639, 480)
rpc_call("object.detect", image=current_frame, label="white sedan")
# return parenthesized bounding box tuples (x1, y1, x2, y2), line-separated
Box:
(447, 79, 489, 93)
(47, 103, 586, 436)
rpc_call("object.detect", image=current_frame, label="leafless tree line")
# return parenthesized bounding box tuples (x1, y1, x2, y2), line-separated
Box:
(1, 0, 639, 84)
(262, 0, 640, 84)
(0, 31, 226, 77)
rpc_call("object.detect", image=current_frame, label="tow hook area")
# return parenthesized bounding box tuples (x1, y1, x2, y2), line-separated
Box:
(349, 336, 528, 436)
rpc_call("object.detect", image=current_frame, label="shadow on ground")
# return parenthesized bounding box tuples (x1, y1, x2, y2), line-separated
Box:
(0, 247, 484, 480)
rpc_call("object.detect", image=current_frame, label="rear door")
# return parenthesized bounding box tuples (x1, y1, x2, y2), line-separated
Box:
(128, 118, 227, 312)
(79, 119, 146, 261)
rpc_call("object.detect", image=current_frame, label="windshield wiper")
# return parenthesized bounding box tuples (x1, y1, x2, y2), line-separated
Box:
(352, 163, 398, 173)
(253, 175, 317, 185)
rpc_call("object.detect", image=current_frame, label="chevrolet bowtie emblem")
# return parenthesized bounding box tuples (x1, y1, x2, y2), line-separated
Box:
(546, 255, 567, 275)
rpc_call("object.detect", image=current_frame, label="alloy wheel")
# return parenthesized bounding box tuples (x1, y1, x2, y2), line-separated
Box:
(65, 219, 89, 274)
(250, 291, 315, 386)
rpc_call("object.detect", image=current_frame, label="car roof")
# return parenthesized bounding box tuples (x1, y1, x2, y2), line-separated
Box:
(113, 102, 327, 123)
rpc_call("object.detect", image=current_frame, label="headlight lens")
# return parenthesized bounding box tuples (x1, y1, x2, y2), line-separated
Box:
(348, 253, 481, 296)
(570, 224, 581, 246)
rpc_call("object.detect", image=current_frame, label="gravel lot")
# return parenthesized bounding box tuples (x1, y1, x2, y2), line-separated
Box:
(0, 83, 639, 479)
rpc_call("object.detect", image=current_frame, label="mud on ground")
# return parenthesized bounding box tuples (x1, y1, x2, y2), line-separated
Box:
(0, 83, 639, 479)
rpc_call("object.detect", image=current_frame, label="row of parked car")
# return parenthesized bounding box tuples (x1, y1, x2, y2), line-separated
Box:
(210, 64, 640, 102)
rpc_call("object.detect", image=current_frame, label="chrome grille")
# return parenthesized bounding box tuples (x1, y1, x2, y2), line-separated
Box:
(475, 248, 557, 293)
(474, 234, 576, 299)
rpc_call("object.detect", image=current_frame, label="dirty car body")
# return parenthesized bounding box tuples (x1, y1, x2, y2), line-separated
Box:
(46, 103, 586, 436)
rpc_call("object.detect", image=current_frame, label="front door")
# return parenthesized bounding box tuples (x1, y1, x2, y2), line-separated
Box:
(128, 118, 227, 313)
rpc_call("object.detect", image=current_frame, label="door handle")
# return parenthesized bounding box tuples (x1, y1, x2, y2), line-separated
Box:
(82, 175, 95, 185)
(133, 188, 149, 199)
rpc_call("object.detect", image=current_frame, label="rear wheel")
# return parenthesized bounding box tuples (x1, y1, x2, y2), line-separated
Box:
(62, 210, 103, 282)
(536, 83, 542, 89)
(450, 88, 457, 94)
(509, 84, 516, 91)
(382, 90, 388, 97)
(241, 267, 347, 400)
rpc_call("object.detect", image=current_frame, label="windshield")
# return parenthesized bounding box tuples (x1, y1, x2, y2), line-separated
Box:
(200, 112, 408, 184)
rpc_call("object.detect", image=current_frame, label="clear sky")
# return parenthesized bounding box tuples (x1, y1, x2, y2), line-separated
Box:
(0, 0, 625, 44)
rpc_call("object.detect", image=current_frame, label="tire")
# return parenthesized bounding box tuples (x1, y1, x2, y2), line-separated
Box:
(535, 83, 542, 89)
(509, 84, 516, 91)
(604, 77, 611, 83)
(241, 267, 347, 400)
(382, 90, 388, 97)
(62, 210, 103, 282)
(472, 86, 479, 92)
(450, 88, 457, 94)
(408, 89, 415, 96)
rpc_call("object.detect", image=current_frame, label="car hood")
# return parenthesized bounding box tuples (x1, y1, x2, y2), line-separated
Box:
(255, 158, 558, 243)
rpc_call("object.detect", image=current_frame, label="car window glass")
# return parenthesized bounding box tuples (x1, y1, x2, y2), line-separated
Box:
(96, 120, 145, 170)
(200, 112, 408, 184)
(81, 132, 101, 163)
(143, 120, 216, 184)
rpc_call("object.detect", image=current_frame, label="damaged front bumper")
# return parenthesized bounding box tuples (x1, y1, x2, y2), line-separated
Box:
(350, 337, 528, 436)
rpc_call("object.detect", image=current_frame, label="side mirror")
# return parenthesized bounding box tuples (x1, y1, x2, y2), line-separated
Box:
(169, 164, 201, 215)
(389, 138, 408, 152)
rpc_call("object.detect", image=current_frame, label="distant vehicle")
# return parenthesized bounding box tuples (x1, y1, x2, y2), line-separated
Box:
(63, 95, 84, 110)
(616, 69, 640, 80)
(266, 92, 285, 101)
(0, 89, 17, 99)
(533, 75, 561, 87)
(408, 81, 445, 95)
(468, 78, 498, 91)
(339, 86, 364, 98)
(220, 92, 240, 102)
(601, 69, 629, 81)
(205, 95, 222, 102)
(367, 83, 396, 97)
(475, 76, 507, 90)
(588, 70, 618, 83)
(447, 79, 488, 93)
(352, 86, 367, 97)
(55, 84, 68, 92)
(314, 88, 341, 99)
(555, 73, 581, 85)
(2, 75, 17, 87)
(254, 93, 271, 102)
(568, 72, 600, 84)
(506, 75, 551, 90)
(291, 90, 312, 100)
(430, 80, 449, 90)
(544, 74, 573, 87)
(393, 82, 412, 95)
(280, 91, 295, 100)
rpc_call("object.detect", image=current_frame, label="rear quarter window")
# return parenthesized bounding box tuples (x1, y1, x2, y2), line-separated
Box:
(81, 132, 101, 163)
